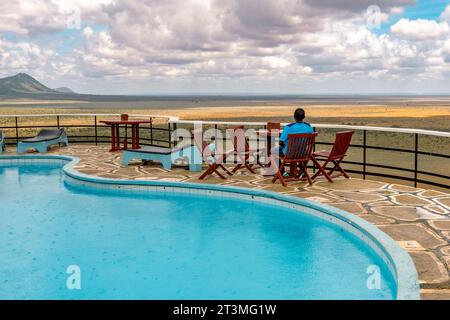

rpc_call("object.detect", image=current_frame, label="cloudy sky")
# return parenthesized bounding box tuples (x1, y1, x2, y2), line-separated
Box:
(1, 0, 449, 94)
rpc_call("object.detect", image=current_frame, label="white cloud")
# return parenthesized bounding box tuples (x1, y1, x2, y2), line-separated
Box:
(390, 18, 450, 40)
(441, 5, 450, 22)
(0, 0, 449, 93)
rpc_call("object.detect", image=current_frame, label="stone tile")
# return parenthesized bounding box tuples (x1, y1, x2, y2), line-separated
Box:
(441, 246, 450, 256)
(389, 184, 422, 192)
(428, 220, 450, 231)
(315, 178, 386, 191)
(379, 224, 447, 249)
(328, 202, 367, 215)
(372, 206, 446, 222)
(368, 201, 394, 207)
(371, 206, 421, 222)
(227, 182, 263, 189)
(290, 192, 339, 203)
(397, 241, 425, 251)
(391, 194, 434, 206)
(260, 184, 304, 193)
(425, 205, 449, 215)
(358, 215, 396, 225)
(421, 289, 450, 300)
(330, 190, 385, 203)
(409, 252, 449, 285)
(434, 197, 450, 210)
(369, 190, 399, 196)
(419, 190, 448, 198)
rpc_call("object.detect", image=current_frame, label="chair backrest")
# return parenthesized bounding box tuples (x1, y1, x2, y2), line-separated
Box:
(192, 129, 210, 154)
(329, 131, 354, 160)
(227, 126, 249, 153)
(266, 122, 281, 132)
(285, 133, 317, 161)
(38, 128, 65, 138)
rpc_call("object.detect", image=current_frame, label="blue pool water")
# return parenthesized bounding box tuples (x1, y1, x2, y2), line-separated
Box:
(0, 163, 396, 299)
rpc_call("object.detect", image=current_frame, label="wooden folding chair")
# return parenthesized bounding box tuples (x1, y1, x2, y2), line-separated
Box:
(192, 130, 233, 180)
(311, 131, 354, 182)
(271, 133, 317, 187)
(227, 126, 257, 174)
(266, 122, 281, 132)
(257, 122, 281, 169)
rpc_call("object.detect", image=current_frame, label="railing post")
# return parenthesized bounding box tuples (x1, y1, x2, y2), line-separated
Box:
(15, 116, 19, 144)
(150, 118, 153, 146)
(56, 115, 61, 146)
(168, 122, 172, 148)
(363, 130, 367, 180)
(94, 116, 98, 145)
(312, 127, 317, 173)
(414, 133, 419, 188)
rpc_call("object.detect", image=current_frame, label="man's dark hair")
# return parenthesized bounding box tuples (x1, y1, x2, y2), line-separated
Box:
(294, 108, 305, 122)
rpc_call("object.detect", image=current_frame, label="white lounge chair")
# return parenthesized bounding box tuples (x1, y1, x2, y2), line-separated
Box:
(0, 130, 5, 154)
(17, 128, 69, 154)
(122, 145, 202, 171)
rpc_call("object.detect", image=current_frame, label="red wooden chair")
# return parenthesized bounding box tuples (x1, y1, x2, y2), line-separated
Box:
(271, 133, 317, 187)
(227, 126, 257, 174)
(311, 131, 354, 182)
(266, 122, 281, 132)
(257, 122, 281, 169)
(192, 130, 233, 180)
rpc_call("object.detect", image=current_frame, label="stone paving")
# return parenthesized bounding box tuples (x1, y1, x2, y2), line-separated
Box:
(3, 144, 450, 299)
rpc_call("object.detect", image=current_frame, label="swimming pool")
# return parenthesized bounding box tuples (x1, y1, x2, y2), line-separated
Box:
(0, 156, 419, 300)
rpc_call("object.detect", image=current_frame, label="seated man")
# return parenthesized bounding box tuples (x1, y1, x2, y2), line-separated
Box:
(279, 108, 314, 155)
(263, 108, 314, 176)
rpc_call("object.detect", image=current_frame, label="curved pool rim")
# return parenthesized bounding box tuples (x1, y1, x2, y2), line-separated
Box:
(0, 154, 420, 300)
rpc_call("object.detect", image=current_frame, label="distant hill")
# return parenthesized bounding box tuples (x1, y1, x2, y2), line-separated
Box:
(0, 73, 160, 101)
(0, 73, 58, 95)
(53, 87, 75, 94)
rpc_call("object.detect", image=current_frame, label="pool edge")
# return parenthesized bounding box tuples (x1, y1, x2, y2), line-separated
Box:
(0, 154, 421, 300)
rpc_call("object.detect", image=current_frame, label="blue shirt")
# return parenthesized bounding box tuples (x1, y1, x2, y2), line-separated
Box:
(280, 122, 314, 155)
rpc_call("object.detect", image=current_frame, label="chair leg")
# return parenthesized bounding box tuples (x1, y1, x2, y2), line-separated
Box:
(213, 168, 226, 179)
(199, 166, 214, 180)
(36, 143, 48, 153)
(302, 163, 313, 185)
(199, 163, 227, 180)
(161, 157, 173, 170)
(311, 158, 333, 183)
(245, 163, 256, 174)
(333, 159, 350, 178)
(219, 164, 233, 175)
(232, 163, 243, 173)
(328, 158, 344, 177)
(272, 163, 287, 187)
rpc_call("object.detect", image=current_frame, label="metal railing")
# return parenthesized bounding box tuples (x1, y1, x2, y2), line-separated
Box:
(171, 119, 450, 190)
(0, 114, 176, 148)
(1, 114, 449, 190)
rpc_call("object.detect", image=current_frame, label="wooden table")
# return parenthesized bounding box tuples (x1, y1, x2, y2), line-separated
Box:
(100, 119, 152, 152)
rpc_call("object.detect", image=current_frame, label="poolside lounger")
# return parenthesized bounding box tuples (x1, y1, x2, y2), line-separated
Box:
(271, 133, 317, 186)
(17, 128, 69, 154)
(0, 130, 5, 154)
(311, 131, 354, 182)
(122, 145, 203, 171)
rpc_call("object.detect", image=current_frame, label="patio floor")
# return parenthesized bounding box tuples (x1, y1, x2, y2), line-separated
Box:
(4, 144, 450, 299)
